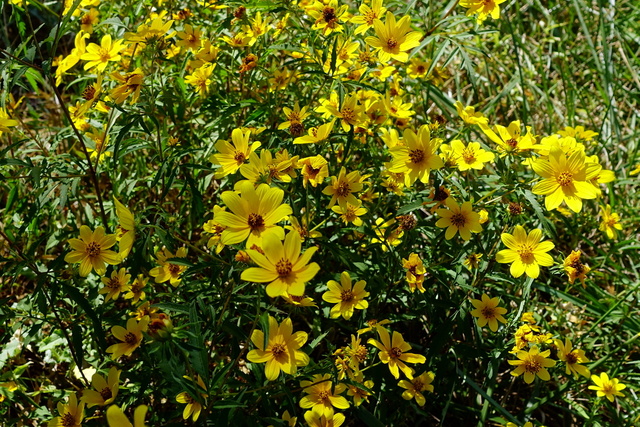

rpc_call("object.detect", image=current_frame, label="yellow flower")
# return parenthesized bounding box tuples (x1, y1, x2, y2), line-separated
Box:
(65, 225, 121, 277)
(0, 107, 19, 137)
(365, 12, 422, 63)
(185, 63, 214, 95)
(113, 197, 135, 258)
(214, 181, 292, 247)
(176, 375, 208, 421)
(599, 204, 622, 239)
(323, 93, 365, 132)
(454, 101, 488, 125)
(323, 271, 369, 320)
(149, 247, 188, 287)
(279, 102, 311, 131)
(554, 338, 590, 379)
(449, 139, 495, 171)
(531, 148, 598, 213)
(496, 226, 555, 279)
(351, 0, 386, 35)
(210, 128, 261, 179)
(239, 150, 296, 185)
(508, 345, 556, 383)
(346, 375, 374, 406)
(100, 267, 131, 302)
(388, 125, 444, 186)
(110, 68, 144, 104)
(370, 217, 403, 251)
(563, 251, 591, 286)
(81, 34, 124, 72)
(332, 204, 367, 227)
(459, 0, 507, 23)
(398, 371, 435, 406)
(300, 374, 350, 417)
(322, 167, 365, 209)
(176, 24, 202, 50)
(48, 393, 84, 427)
(469, 294, 508, 332)
(106, 405, 148, 427)
(242, 231, 319, 297)
(479, 121, 536, 156)
(303, 411, 346, 427)
(308, 0, 349, 36)
(81, 367, 120, 407)
(558, 125, 598, 141)
(463, 253, 483, 269)
(588, 372, 626, 402)
(357, 319, 392, 335)
(402, 253, 426, 293)
(124, 274, 148, 303)
(106, 317, 149, 360)
(285, 213, 322, 242)
(203, 206, 227, 253)
(435, 199, 483, 241)
(282, 292, 317, 307)
(294, 121, 335, 145)
(247, 316, 309, 381)
(368, 328, 426, 379)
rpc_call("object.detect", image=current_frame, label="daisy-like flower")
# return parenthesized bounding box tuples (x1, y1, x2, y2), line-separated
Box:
(558, 125, 598, 141)
(324, 93, 365, 132)
(332, 203, 367, 226)
(554, 338, 590, 378)
(79, 8, 99, 33)
(282, 292, 317, 307)
(496, 226, 555, 279)
(176, 375, 208, 421)
(479, 121, 536, 156)
(203, 205, 227, 254)
(599, 204, 622, 239)
(176, 24, 202, 50)
(149, 247, 188, 287)
(124, 274, 148, 303)
(308, 0, 349, 36)
(113, 197, 135, 258)
(531, 148, 598, 213)
(48, 393, 84, 427)
(322, 271, 369, 320)
(304, 411, 346, 427)
(449, 139, 495, 171)
(388, 125, 444, 186)
(106, 317, 149, 360)
(106, 405, 148, 427)
(239, 150, 296, 185)
(370, 217, 404, 251)
(508, 345, 556, 383)
(323, 167, 365, 209)
(398, 371, 435, 406)
(294, 121, 335, 144)
(210, 128, 261, 178)
(297, 154, 328, 188)
(278, 102, 311, 133)
(215, 181, 292, 247)
(454, 101, 488, 125)
(463, 253, 483, 269)
(351, 0, 387, 35)
(365, 12, 422, 63)
(588, 372, 626, 402)
(299, 374, 350, 417)
(402, 253, 426, 293)
(357, 319, 392, 335)
(80, 34, 124, 72)
(247, 316, 309, 381)
(100, 267, 131, 302)
(185, 63, 214, 95)
(459, 0, 507, 23)
(368, 328, 426, 379)
(80, 367, 120, 407)
(110, 68, 144, 104)
(469, 294, 508, 332)
(64, 225, 121, 277)
(242, 231, 319, 297)
(435, 198, 483, 241)
(563, 251, 591, 286)
(347, 374, 374, 406)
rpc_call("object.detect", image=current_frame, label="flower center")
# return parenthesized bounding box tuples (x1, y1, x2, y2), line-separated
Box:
(336, 182, 351, 198)
(364, 11, 378, 25)
(61, 413, 76, 427)
(290, 122, 305, 137)
(100, 387, 113, 401)
(233, 151, 246, 164)
(450, 212, 467, 228)
(318, 390, 330, 403)
(247, 213, 265, 231)
(344, 205, 358, 221)
(481, 306, 496, 319)
(276, 259, 293, 277)
(98, 47, 111, 63)
(107, 277, 121, 289)
(271, 342, 286, 356)
(565, 352, 578, 365)
(124, 332, 138, 345)
(386, 37, 398, 49)
(413, 379, 424, 391)
(523, 358, 542, 374)
(390, 347, 403, 359)
(86, 241, 101, 257)
(416, 65, 426, 74)
(518, 247, 535, 264)
(168, 263, 182, 275)
(340, 289, 354, 302)
(506, 138, 518, 149)
(341, 107, 356, 123)
(462, 148, 477, 164)
(322, 7, 337, 24)
(408, 149, 424, 164)
(354, 345, 367, 362)
(557, 171, 573, 186)
(83, 86, 97, 100)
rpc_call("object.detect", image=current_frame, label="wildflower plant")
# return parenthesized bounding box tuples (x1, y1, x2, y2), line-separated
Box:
(1, 0, 637, 425)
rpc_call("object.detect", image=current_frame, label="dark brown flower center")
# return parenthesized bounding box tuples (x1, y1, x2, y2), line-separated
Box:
(124, 332, 138, 345)
(557, 171, 573, 186)
(100, 387, 113, 401)
(276, 259, 293, 277)
(86, 241, 101, 257)
(271, 342, 285, 356)
(481, 307, 496, 319)
(62, 413, 76, 427)
(409, 149, 424, 164)
(247, 213, 265, 231)
(390, 347, 403, 358)
(168, 263, 181, 275)
(336, 182, 351, 198)
(565, 352, 578, 365)
(340, 290, 354, 302)
(450, 213, 467, 228)
(83, 86, 97, 100)
(524, 358, 542, 374)
(386, 37, 398, 49)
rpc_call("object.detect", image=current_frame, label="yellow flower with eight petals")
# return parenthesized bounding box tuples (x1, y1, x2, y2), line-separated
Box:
(496, 226, 554, 279)
(368, 328, 426, 379)
(65, 225, 121, 277)
(322, 271, 369, 320)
